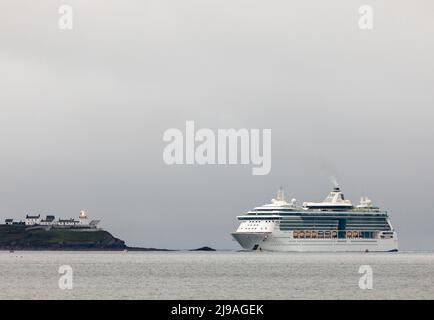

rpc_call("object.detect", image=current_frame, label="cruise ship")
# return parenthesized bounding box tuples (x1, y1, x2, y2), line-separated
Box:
(231, 187, 398, 252)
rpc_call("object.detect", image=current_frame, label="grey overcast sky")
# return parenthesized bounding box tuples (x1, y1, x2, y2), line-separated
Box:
(0, 1, 433, 250)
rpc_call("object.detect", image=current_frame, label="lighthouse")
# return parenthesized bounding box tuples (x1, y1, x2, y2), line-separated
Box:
(79, 210, 88, 225)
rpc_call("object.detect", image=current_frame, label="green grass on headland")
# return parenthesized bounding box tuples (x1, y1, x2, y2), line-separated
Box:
(0, 225, 126, 250)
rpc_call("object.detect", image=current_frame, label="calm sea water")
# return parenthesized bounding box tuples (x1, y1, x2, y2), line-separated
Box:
(0, 251, 433, 299)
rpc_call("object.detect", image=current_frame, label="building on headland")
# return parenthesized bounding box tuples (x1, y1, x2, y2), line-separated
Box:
(3, 210, 100, 230)
(79, 210, 87, 224)
(40, 215, 55, 226)
(57, 218, 80, 227)
(25, 214, 41, 226)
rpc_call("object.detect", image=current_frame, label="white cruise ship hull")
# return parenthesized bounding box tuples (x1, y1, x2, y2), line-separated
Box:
(231, 232, 398, 252)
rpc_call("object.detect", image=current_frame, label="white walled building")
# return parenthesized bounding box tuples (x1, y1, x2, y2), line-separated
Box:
(57, 218, 80, 226)
(4, 211, 99, 229)
(25, 214, 41, 226)
(40, 215, 56, 226)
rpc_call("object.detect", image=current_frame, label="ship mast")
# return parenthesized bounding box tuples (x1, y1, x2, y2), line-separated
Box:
(277, 187, 285, 201)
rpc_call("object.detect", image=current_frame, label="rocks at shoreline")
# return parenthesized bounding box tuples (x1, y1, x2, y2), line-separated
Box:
(190, 246, 216, 251)
(0, 225, 217, 252)
(124, 247, 173, 251)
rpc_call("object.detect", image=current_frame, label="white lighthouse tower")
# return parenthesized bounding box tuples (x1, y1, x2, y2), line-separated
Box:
(79, 210, 88, 225)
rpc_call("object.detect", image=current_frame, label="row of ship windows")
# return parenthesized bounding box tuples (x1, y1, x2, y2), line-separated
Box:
(249, 213, 386, 216)
(242, 221, 272, 231)
(281, 227, 391, 231)
(279, 224, 389, 228)
(279, 219, 389, 223)
(244, 221, 273, 223)
(292, 230, 380, 239)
